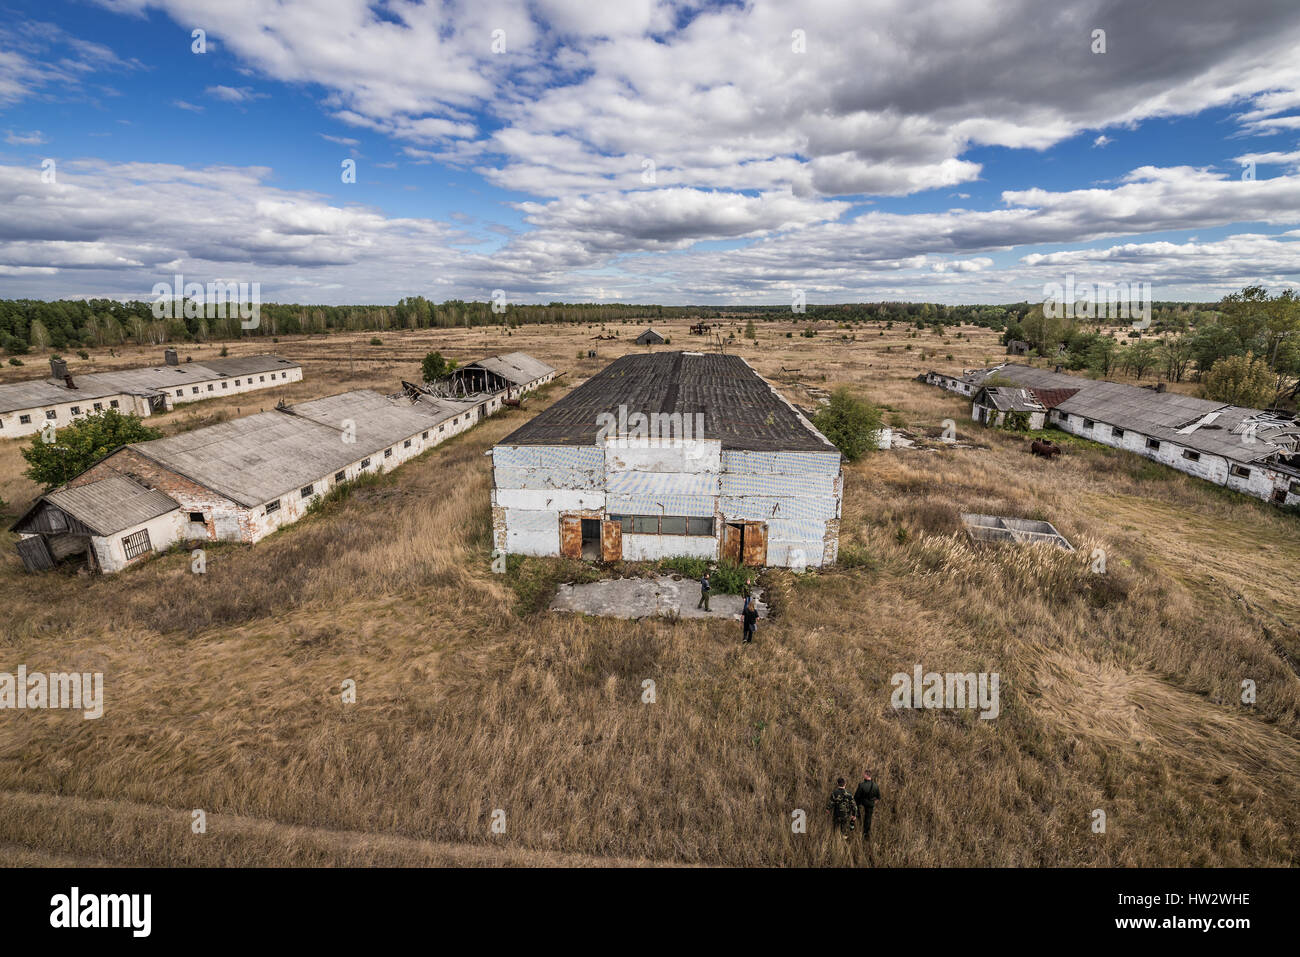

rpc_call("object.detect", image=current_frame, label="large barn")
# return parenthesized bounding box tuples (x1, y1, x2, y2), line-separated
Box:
(490, 351, 842, 568)
(925, 363, 1300, 506)
(0, 351, 303, 440)
(12, 387, 499, 573)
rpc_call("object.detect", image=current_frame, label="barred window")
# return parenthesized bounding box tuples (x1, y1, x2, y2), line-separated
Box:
(266, 500, 281, 514)
(384, 448, 393, 458)
(122, 528, 151, 560)
(335, 471, 346, 482)
(403, 439, 412, 448)
(301, 484, 314, 498)
(360, 457, 371, 468)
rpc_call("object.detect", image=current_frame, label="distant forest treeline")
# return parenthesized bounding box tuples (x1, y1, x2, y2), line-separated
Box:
(0, 295, 1206, 354)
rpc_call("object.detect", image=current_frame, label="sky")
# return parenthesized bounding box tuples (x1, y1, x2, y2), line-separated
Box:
(1, 0, 1299, 306)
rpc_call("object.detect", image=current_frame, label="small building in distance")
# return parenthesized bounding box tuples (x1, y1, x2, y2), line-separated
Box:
(0, 351, 303, 440)
(1006, 340, 1032, 356)
(490, 351, 842, 568)
(635, 328, 666, 346)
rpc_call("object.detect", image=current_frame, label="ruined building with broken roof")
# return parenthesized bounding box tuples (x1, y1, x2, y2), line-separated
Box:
(490, 351, 842, 568)
(924, 363, 1300, 507)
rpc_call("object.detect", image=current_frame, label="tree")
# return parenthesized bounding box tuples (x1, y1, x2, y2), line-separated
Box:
(421, 351, 457, 382)
(1159, 336, 1195, 383)
(1120, 339, 1159, 380)
(21, 409, 163, 489)
(811, 388, 883, 462)
(744, 319, 756, 341)
(1086, 337, 1118, 377)
(1201, 352, 1275, 408)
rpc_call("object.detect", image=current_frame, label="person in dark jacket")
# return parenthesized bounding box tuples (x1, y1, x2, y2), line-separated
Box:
(854, 770, 882, 839)
(741, 601, 758, 643)
(826, 778, 856, 837)
(696, 572, 711, 611)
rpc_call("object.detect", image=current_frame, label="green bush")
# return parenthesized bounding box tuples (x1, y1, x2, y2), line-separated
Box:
(21, 408, 163, 489)
(812, 388, 883, 462)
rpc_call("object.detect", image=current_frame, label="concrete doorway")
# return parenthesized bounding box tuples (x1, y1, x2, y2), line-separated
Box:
(580, 518, 601, 559)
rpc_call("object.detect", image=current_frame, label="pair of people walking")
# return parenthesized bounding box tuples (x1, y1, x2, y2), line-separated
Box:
(827, 771, 882, 841)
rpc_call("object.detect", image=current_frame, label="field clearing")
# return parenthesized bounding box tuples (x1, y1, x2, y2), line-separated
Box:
(1, 318, 1297, 867)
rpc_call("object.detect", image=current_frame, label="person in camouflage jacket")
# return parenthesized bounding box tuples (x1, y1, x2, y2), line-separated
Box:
(826, 778, 857, 836)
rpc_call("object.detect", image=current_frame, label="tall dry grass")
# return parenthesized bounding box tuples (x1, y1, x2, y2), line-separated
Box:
(1, 321, 1297, 866)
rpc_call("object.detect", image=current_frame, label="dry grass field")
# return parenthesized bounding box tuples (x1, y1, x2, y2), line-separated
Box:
(1, 318, 1297, 867)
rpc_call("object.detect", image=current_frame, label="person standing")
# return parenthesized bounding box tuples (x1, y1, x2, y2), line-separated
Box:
(742, 599, 758, 643)
(854, 770, 882, 840)
(696, 571, 711, 611)
(826, 778, 857, 838)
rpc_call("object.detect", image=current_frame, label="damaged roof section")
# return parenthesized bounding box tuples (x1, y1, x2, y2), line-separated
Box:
(15, 476, 179, 537)
(498, 351, 835, 453)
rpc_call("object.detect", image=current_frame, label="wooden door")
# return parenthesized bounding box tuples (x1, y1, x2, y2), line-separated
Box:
(601, 520, 622, 561)
(722, 523, 743, 564)
(560, 516, 582, 558)
(742, 522, 767, 567)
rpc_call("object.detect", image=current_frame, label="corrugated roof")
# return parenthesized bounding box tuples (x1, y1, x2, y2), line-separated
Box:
(963, 363, 1300, 464)
(465, 352, 555, 386)
(0, 354, 299, 413)
(128, 389, 452, 507)
(45, 476, 178, 536)
(497, 351, 836, 452)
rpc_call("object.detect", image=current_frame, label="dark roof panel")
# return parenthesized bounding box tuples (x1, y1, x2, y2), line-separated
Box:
(498, 351, 834, 452)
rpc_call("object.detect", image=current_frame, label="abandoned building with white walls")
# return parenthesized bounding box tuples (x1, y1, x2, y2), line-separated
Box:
(11, 386, 493, 573)
(925, 363, 1300, 507)
(490, 351, 843, 568)
(0, 350, 303, 440)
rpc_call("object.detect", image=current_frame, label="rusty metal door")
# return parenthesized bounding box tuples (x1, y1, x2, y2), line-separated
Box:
(722, 523, 743, 564)
(601, 520, 622, 561)
(742, 522, 767, 567)
(560, 516, 582, 558)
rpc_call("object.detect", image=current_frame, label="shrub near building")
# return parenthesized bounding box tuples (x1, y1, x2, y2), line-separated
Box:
(812, 388, 882, 462)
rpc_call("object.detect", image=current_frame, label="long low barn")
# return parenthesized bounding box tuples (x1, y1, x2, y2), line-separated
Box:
(924, 363, 1300, 506)
(431, 351, 557, 398)
(0, 351, 303, 439)
(12, 386, 501, 573)
(490, 351, 842, 568)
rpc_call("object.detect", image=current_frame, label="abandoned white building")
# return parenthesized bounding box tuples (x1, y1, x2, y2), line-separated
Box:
(490, 351, 842, 568)
(427, 352, 556, 399)
(925, 363, 1300, 507)
(12, 386, 493, 573)
(635, 329, 666, 346)
(0, 351, 303, 439)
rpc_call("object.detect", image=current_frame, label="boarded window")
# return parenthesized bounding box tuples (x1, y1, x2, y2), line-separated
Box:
(122, 528, 152, 560)
(266, 500, 281, 514)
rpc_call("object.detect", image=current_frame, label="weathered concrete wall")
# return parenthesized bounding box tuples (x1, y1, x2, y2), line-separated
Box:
(0, 392, 144, 440)
(91, 509, 185, 573)
(491, 445, 605, 556)
(1049, 409, 1300, 505)
(720, 450, 841, 567)
(167, 365, 304, 407)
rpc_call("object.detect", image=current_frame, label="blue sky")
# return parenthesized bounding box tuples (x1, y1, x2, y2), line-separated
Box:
(1, 0, 1299, 305)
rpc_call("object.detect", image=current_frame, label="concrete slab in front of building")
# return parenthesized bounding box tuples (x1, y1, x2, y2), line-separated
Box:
(549, 575, 768, 621)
